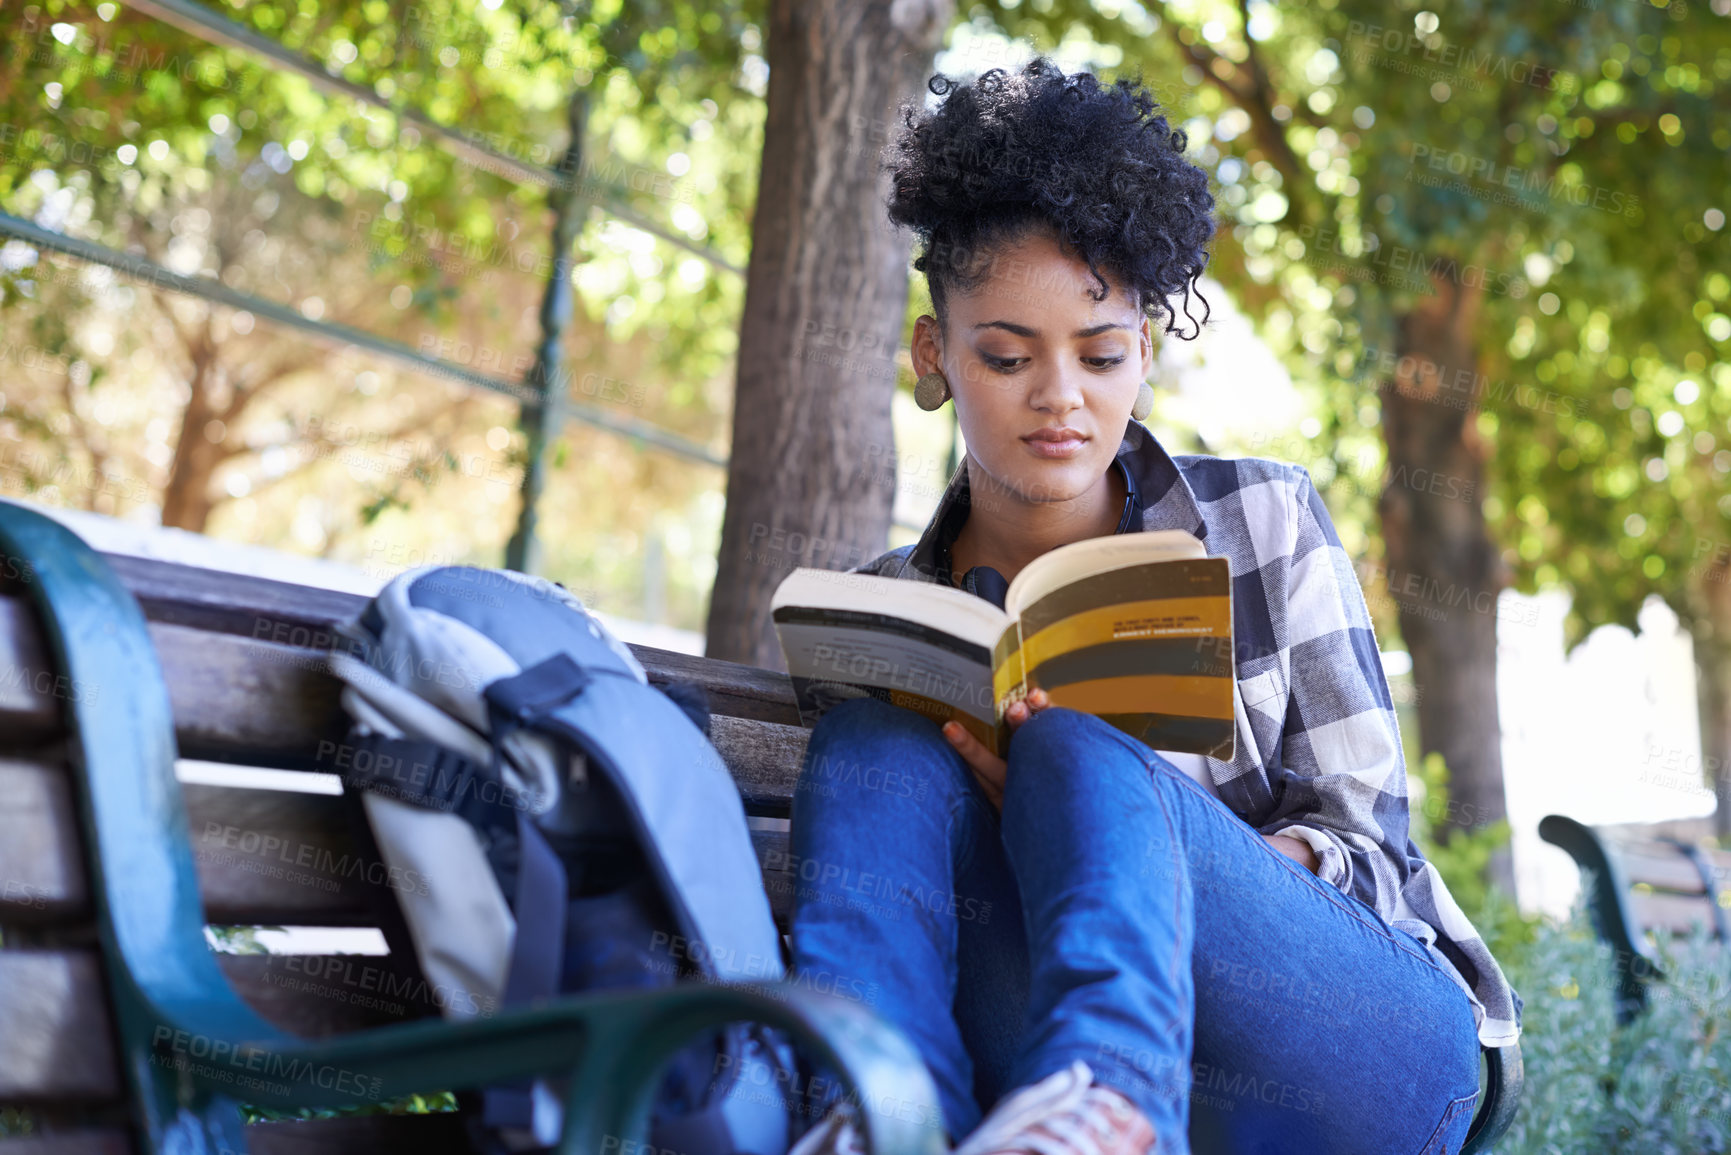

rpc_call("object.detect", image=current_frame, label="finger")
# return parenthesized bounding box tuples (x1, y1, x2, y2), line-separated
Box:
(943, 719, 989, 760)
(943, 720, 1006, 783)
(973, 769, 1006, 811)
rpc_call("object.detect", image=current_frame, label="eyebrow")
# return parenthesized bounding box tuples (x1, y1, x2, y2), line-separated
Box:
(972, 321, 1133, 338)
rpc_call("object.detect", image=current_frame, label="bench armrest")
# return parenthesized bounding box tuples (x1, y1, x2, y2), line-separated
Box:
(1460, 1042, 1523, 1155)
(1539, 813, 1662, 1022)
(159, 981, 945, 1155)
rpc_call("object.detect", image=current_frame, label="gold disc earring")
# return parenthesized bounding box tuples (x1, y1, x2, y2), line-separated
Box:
(1131, 380, 1156, 422)
(914, 371, 952, 411)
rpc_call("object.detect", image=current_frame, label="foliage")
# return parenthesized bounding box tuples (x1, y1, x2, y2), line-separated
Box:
(205, 924, 272, 953)
(1495, 903, 1731, 1154)
(964, 0, 1731, 655)
(202, 925, 457, 1121)
(240, 1089, 458, 1124)
(1408, 749, 1535, 963)
(0, 0, 768, 629)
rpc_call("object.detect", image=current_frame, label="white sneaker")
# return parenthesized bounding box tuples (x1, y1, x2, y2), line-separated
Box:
(951, 1060, 1156, 1155)
(788, 1100, 866, 1155)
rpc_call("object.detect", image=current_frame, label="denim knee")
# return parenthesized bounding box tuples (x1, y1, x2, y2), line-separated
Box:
(1007, 706, 1147, 776)
(796, 696, 970, 809)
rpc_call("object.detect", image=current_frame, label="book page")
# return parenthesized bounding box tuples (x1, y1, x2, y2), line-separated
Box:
(1015, 555, 1236, 759)
(770, 568, 1013, 755)
(990, 618, 1025, 756)
(1004, 529, 1207, 619)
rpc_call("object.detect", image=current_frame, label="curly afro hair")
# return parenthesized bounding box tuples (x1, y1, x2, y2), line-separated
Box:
(886, 58, 1215, 340)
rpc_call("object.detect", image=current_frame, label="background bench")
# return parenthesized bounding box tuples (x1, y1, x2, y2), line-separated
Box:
(0, 500, 1517, 1153)
(1539, 812, 1730, 1023)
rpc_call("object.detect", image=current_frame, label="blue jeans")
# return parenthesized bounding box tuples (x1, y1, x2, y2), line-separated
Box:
(788, 697, 1483, 1155)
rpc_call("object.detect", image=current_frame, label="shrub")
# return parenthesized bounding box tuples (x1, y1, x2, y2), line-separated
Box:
(1487, 886, 1731, 1153)
(1407, 750, 1537, 962)
(1408, 753, 1731, 1151)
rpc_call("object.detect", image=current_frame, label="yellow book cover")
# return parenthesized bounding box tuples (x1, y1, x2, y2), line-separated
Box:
(770, 530, 1235, 761)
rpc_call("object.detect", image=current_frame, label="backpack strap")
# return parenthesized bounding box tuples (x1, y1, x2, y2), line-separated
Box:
(479, 807, 569, 1135)
(342, 733, 497, 812)
(474, 655, 600, 1135)
(339, 659, 585, 1135)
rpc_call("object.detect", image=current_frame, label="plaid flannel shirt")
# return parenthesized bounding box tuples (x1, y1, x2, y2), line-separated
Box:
(847, 418, 1524, 1049)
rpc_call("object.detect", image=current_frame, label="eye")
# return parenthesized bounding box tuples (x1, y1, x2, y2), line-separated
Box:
(980, 352, 1027, 373)
(1084, 356, 1128, 370)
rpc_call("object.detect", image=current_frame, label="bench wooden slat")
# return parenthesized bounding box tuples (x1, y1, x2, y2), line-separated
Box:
(187, 785, 796, 929)
(185, 787, 801, 929)
(0, 598, 811, 815)
(2, 937, 828, 1095)
(0, 759, 88, 922)
(185, 784, 379, 927)
(0, 1111, 476, 1154)
(218, 953, 443, 1036)
(2, 767, 799, 932)
(0, 770, 385, 928)
(0, 1133, 133, 1155)
(195, 791, 800, 928)
(98, 553, 808, 726)
(154, 623, 349, 773)
(4, 776, 801, 937)
(1611, 845, 1709, 894)
(246, 1114, 473, 1155)
(98, 552, 369, 640)
(0, 950, 121, 1101)
(708, 716, 808, 817)
(1702, 847, 1731, 893)
(1630, 888, 1722, 937)
(0, 950, 441, 1097)
(157, 623, 810, 815)
(189, 802, 800, 931)
(0, 596, 63, 745)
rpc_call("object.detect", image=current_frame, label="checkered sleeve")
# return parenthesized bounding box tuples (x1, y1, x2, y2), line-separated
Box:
(1256, 468, 1412, 917)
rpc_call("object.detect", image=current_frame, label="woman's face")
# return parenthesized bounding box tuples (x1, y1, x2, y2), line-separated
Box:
(912, 228, 1154, 514)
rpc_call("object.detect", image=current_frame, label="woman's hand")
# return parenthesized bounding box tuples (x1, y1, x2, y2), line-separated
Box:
(1263, 833, 1321, 875)
(941, 687, 1051, 811)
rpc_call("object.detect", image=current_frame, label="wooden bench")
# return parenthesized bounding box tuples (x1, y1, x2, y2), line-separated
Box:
(0, 499, 941, 1155)
(0, 498, 1519, 1153)
(1539, 813, 1731, 1023)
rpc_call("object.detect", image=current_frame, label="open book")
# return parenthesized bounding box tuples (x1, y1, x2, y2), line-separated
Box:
(770, 530, 1235, 760)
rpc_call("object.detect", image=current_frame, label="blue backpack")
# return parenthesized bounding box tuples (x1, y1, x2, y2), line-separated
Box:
(326, 564, 796, 1153)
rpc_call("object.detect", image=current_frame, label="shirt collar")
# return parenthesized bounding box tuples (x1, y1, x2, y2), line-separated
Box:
(905, 419, 1209, 600)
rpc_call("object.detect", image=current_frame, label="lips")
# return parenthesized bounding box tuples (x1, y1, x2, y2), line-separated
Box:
(1021, 428, 1088, 459)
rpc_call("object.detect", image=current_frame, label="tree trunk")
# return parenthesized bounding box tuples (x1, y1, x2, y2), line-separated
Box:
(1376, 269, 1516, 893)
(704, 0, 952, 668)
(159, 321, 226, 533)
(1697, 553, 1731, 840)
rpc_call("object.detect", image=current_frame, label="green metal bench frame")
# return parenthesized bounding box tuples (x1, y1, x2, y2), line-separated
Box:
(1539, 812, 1727, 1025)
(0, 500, 946, 1155)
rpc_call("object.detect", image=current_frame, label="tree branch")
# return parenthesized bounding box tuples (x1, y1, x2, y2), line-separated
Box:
(1150, 0, 1321, 227)
(233, 392, 492, 500)
(220, 351, 324, 427)
(57, 364, 110, 508)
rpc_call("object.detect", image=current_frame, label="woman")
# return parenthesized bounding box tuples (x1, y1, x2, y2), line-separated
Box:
(787, 60, 1522, 1155)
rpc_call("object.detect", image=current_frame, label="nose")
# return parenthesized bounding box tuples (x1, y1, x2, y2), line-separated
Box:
(1024, 360, 1088, 420)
